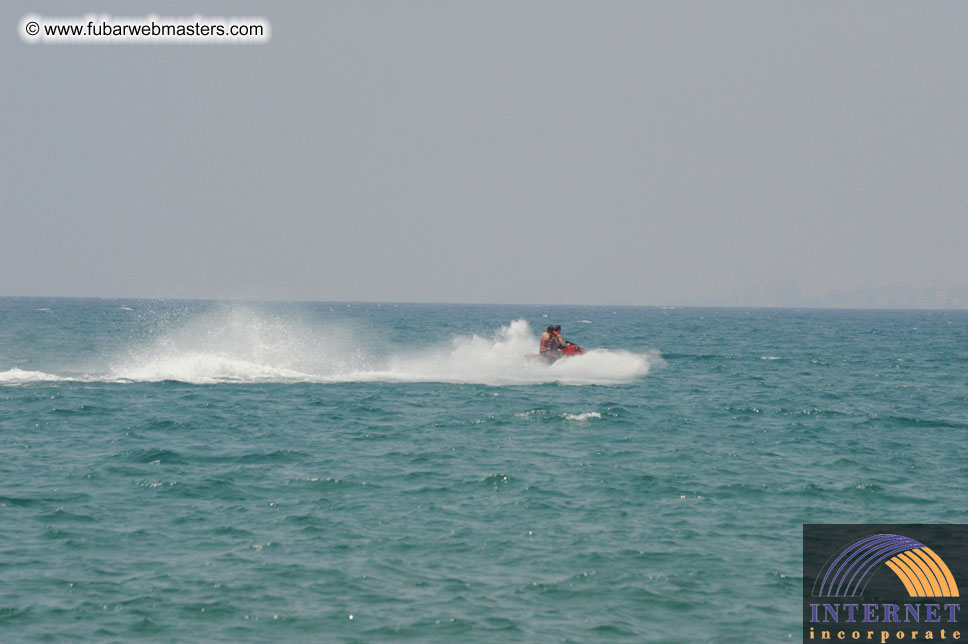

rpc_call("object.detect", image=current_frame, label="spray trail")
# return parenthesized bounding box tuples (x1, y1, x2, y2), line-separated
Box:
(1, 311, 657, 386)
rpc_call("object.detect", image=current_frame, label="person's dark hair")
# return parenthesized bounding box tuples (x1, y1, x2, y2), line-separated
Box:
(553, 325, 561, 332)
(546, 325, 555, 333)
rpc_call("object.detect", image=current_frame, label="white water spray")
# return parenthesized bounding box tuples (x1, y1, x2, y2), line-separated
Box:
(1, 311, 657, 386)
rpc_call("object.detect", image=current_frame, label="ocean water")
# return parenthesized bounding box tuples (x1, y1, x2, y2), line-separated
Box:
(1, 298, 965, 643)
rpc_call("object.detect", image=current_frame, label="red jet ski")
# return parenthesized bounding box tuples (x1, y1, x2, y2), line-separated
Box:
(559, 343, 586, 356)
(530, 343, 586, 363)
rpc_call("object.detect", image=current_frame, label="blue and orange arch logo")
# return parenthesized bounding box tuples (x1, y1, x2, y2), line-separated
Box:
(814, 533, 960, 598)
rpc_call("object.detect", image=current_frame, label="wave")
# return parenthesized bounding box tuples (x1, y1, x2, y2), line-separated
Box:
(0, 368, 72, 384)
(2, 311, 657, 386)
(563, 412, 602, 421)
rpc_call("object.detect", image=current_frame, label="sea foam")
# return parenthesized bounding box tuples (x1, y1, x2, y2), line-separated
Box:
(0, 368, 70, 384)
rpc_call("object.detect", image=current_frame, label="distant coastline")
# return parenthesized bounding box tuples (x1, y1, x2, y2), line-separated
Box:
(674, 283, 968, 310)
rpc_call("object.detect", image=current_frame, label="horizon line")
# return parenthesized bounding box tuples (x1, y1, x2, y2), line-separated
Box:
(1, 294, 967, 313)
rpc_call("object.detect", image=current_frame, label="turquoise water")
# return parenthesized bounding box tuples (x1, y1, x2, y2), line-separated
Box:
(1, 298, 966, 642)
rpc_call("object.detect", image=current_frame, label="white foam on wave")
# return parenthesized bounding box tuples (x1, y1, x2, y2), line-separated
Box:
(563, 412, 602, 421)
(113, 354, 316, 384)
(0, 368, 71, 384)
(7, 309, 657, 386)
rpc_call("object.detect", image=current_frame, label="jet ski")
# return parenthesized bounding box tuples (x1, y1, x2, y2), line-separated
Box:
(529, 343, 586, 363)
(559, 343, 586, 357)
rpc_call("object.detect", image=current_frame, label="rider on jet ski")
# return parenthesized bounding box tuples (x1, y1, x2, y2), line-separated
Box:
(538, 324, 574, 363)
(553, 325, 575, 350)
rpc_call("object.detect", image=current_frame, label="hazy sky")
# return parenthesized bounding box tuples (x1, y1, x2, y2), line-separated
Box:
(3, 1, 966, 305)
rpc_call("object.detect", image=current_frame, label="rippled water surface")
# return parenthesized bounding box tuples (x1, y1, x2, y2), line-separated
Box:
(1, 298, 966, 642)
